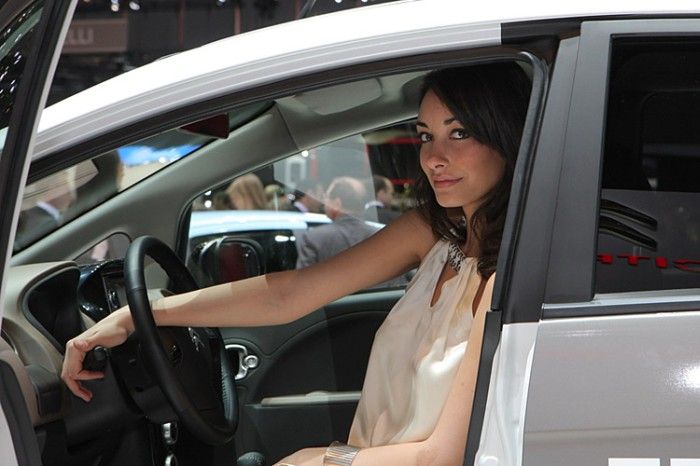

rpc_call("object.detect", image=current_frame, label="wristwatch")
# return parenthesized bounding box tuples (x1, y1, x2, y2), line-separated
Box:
(323, 441, 360, 466)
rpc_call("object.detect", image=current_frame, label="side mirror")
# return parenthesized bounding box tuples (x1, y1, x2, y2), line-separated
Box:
(193, 237, 265, 285)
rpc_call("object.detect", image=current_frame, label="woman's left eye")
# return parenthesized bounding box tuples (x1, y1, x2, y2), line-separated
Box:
(450, 128, 469, 140)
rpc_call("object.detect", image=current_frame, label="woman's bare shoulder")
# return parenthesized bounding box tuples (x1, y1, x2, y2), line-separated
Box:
(388, 209, 439, 261)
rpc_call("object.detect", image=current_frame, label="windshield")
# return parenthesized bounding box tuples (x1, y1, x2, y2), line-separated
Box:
(14, 101, 270, 253)
(14, 127, 213, 253)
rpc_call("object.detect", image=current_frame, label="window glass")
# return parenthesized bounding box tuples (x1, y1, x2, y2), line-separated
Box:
(188, 122, 420, 290)
(14, 127, 213, 252)
(596, 38, 700, 293)
(14, 101, 270, 253)
(74, 232, 130, 264)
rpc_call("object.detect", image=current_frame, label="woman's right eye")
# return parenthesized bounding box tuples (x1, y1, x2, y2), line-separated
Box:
(418, 132, 432, 143)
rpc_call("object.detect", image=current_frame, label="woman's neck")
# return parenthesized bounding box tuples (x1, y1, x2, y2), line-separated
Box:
(461, 213, 481, 257)
(463, 239, 480, 258)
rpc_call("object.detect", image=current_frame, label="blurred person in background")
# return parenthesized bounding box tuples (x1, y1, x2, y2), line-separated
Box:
(288, 178, 324, 214)
(226, 173, 266, 210)
(212, 191, 233, 210)
(296, 176, 375, 269)
(365, 174, 400, 225)
(15, 169, 78, 251)
(265, 183, 290, 210)
(67, 153, 126, 261)
(296, 176, 406, 286)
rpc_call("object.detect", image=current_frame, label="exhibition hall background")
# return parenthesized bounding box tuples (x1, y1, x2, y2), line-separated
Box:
(49, 0, 397, 104)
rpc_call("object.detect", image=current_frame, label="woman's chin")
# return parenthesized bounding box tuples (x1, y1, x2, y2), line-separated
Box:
(435, 197, 463, 209)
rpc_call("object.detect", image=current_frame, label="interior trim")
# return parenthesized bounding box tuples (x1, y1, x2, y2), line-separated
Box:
(0, 360, 42, 465)
(260, 391, 361, 406)
(30, 48, 535, 187)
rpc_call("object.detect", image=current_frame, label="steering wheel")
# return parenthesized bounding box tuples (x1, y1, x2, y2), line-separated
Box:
(124, 235, 237, 445)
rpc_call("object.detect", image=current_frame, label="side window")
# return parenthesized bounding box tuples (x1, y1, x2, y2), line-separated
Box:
(74, 233, 131, 264)
(16, 125, 214, 253)
(188, 122, 420, 289)
(596, 38, 700, 293)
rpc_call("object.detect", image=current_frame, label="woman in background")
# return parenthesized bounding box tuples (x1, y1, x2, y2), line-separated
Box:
(227, 173, 266, 210)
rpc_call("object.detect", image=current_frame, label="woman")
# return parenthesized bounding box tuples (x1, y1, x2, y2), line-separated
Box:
(227, 173, 267, 210)
(62, 63, 530, 466)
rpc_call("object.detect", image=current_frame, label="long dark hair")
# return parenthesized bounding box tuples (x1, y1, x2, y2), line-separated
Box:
(414, 63, 531, 278)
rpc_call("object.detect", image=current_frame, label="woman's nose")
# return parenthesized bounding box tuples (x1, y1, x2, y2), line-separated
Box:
(421, 144, 448, 169)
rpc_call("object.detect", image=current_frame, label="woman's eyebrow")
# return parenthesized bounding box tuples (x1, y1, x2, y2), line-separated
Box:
(416, 117, 457, 128)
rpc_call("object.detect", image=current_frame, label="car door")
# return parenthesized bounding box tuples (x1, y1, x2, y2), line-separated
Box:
(0, 0, 76, 464)
(479, 19, 700, 466)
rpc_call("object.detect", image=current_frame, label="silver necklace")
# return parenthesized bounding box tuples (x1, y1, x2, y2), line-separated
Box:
(447, 242, 467, 272)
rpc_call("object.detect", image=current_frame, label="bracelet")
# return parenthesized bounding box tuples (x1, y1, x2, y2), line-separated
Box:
(323, 441, 360, 466)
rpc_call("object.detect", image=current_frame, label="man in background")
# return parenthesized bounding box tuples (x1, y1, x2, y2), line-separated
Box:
(364, 175, 400, 225)
(15, 170, 77, 251)
(288, 178, 324, 214)
(296, 176, 376, 268)
(296, 176, 407, 288)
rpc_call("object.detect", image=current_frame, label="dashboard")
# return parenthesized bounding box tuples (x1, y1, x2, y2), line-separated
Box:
(0, 259, 138, 437)
(78, 259, 128, 321)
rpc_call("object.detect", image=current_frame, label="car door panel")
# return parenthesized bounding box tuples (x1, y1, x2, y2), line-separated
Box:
(520, 19, 700, 466)
(221, 289, 402, 461)
(525, 309, 700, 465)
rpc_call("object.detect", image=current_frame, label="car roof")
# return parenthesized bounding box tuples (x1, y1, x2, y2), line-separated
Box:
(34, 0, 700, 161)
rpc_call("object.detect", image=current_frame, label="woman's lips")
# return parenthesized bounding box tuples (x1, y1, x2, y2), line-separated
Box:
(432, 177, 462, 189)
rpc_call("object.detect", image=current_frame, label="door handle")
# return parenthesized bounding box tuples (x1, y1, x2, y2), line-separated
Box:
(225, 343, 260, 380)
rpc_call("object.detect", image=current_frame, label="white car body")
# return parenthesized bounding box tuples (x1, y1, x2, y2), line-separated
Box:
(0, 1, 699, 465)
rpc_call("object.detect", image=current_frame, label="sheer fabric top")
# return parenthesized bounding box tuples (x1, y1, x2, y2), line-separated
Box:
(348, 239, 483, 447)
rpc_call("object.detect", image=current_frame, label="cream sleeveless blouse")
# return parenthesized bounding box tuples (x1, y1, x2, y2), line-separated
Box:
(348, 240, 482, 447)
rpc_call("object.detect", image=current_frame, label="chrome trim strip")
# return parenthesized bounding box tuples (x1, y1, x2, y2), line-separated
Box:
(261, 391, 361, 406)
(225, 343, 259, 380)
(543, 289, 700, 318)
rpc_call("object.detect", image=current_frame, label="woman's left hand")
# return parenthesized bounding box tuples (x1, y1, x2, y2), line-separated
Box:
(274, 447, 326, 466)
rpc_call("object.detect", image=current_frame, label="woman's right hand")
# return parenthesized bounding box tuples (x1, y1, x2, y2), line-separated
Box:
(61, 307, 134, 402)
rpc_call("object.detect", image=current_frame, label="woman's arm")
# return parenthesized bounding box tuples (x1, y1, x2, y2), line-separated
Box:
(152, 211, 433, 329)
(274, 275, 494, 466)
(62, 211, 435, 401)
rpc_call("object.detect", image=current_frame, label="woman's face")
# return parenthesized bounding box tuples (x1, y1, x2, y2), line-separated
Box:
(417, 90, 506, 218)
